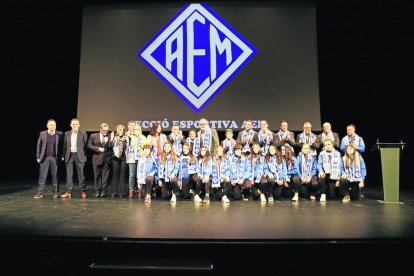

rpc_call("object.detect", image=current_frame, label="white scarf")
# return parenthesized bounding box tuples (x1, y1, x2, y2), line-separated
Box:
(267, 156, 283, 182)
(230, 155, 245, 183)
(186, 137, 200, 156)
(298, 132, 317, 156)
(343, 153, 363, 182)
(137, 156, 147, 185)
(211, 158, 228, 188)
(158, 155, 175, 182)
(277, 131, 294, 151)
(197, 157, 211, 177)
(126, 136, 143, 163)
(170, 133, 183, 156)
(249, 155, 264, 183)
(222, 138, 236, 158)
(345, 134, 360, 148)
(258, 130, 272, 155)
(178, 155, 196, 187)
(320, 149, 341, 180)
(321, 131, 334, 143)
(241, 129, 254, 153)
(299, 152, 313, 177)
(198, 128, 212, 152)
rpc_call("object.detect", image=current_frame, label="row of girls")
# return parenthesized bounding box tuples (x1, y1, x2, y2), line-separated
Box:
(111, 122, 366, 204)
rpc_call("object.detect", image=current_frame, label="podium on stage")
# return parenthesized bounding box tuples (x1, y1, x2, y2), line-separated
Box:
(374, 139, 406, 203)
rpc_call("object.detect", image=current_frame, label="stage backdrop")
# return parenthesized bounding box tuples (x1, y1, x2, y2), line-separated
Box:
(78, 1, 320, 131)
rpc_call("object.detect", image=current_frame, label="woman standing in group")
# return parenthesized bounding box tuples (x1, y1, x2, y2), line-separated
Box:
(147, 122, 168, 158)
(110, 125, 128, 197)
(126, 124, 147, 198)
(147, 122, 168, 197)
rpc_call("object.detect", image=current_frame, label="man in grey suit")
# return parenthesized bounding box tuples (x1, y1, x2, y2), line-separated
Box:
(34, 119, 63, 199)
(197, 118, 219, 156)
(317, 122, 340, 151)
(87, 122, 111, 198)
(61, 118, 88, 198)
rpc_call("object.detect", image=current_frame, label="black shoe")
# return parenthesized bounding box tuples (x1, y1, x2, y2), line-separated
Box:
(95, 191, 101, 198)
(100, 191, 107, 197)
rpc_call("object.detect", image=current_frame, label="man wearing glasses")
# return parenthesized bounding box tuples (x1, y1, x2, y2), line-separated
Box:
(197, 118, 219, 156)
(87, 123, 111, 198)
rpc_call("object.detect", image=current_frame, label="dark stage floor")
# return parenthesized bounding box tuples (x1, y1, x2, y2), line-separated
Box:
(1, 181, 413, 275)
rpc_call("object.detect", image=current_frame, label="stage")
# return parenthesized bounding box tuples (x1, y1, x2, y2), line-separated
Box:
(1, 181, 413, 275)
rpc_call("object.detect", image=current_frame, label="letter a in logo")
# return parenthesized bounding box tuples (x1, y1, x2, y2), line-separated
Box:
(138, 4, 257, 112)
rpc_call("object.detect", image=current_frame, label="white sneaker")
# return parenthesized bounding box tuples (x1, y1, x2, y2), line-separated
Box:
(194, 194, 202, 203)
(268, 196, 274, 202)
(320, 194, 326, 202)
(203, 194, 210, 203)
(260, 193, 266, 202)
(292, 194, 299, 202)
(222, 195, 230, 203)
(310, 195, 316, 200)
(145, 194, 151, 203)
(170, 193, 176, 202)
(342, 195, 350, 203)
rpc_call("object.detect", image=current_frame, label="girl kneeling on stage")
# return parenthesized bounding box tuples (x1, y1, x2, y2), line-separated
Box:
(137, 143, 159, 203)
(158, 142, 179, 202)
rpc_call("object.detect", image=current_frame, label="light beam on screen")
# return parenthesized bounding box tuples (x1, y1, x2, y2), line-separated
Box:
(77, 1, 320, 131)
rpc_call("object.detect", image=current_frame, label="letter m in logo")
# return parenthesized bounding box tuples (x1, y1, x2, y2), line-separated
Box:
(138, 4, 257, 112)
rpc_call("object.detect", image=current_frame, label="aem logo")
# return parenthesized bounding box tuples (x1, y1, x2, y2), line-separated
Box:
(138, 3, 257, 112)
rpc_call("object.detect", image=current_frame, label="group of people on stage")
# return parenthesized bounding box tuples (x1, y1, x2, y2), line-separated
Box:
(35, 118, 367, 204)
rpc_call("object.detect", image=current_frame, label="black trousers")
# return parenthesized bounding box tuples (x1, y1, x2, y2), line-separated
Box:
(65, 153, 86, 192)
(38, 156, 59, 193)
(93, 162, 110, 192)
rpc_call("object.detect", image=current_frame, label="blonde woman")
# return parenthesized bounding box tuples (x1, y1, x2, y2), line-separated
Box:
(126, 124, 147, 198)
(109, 124, 128, 197)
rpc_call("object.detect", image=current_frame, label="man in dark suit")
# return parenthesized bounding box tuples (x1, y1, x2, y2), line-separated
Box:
(34, 119, 63, 199)
(236, 120, 258, 154)
(87, 122, 111, 198)
(61, 118, 88, 198)
(272, 120, 296, 151)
